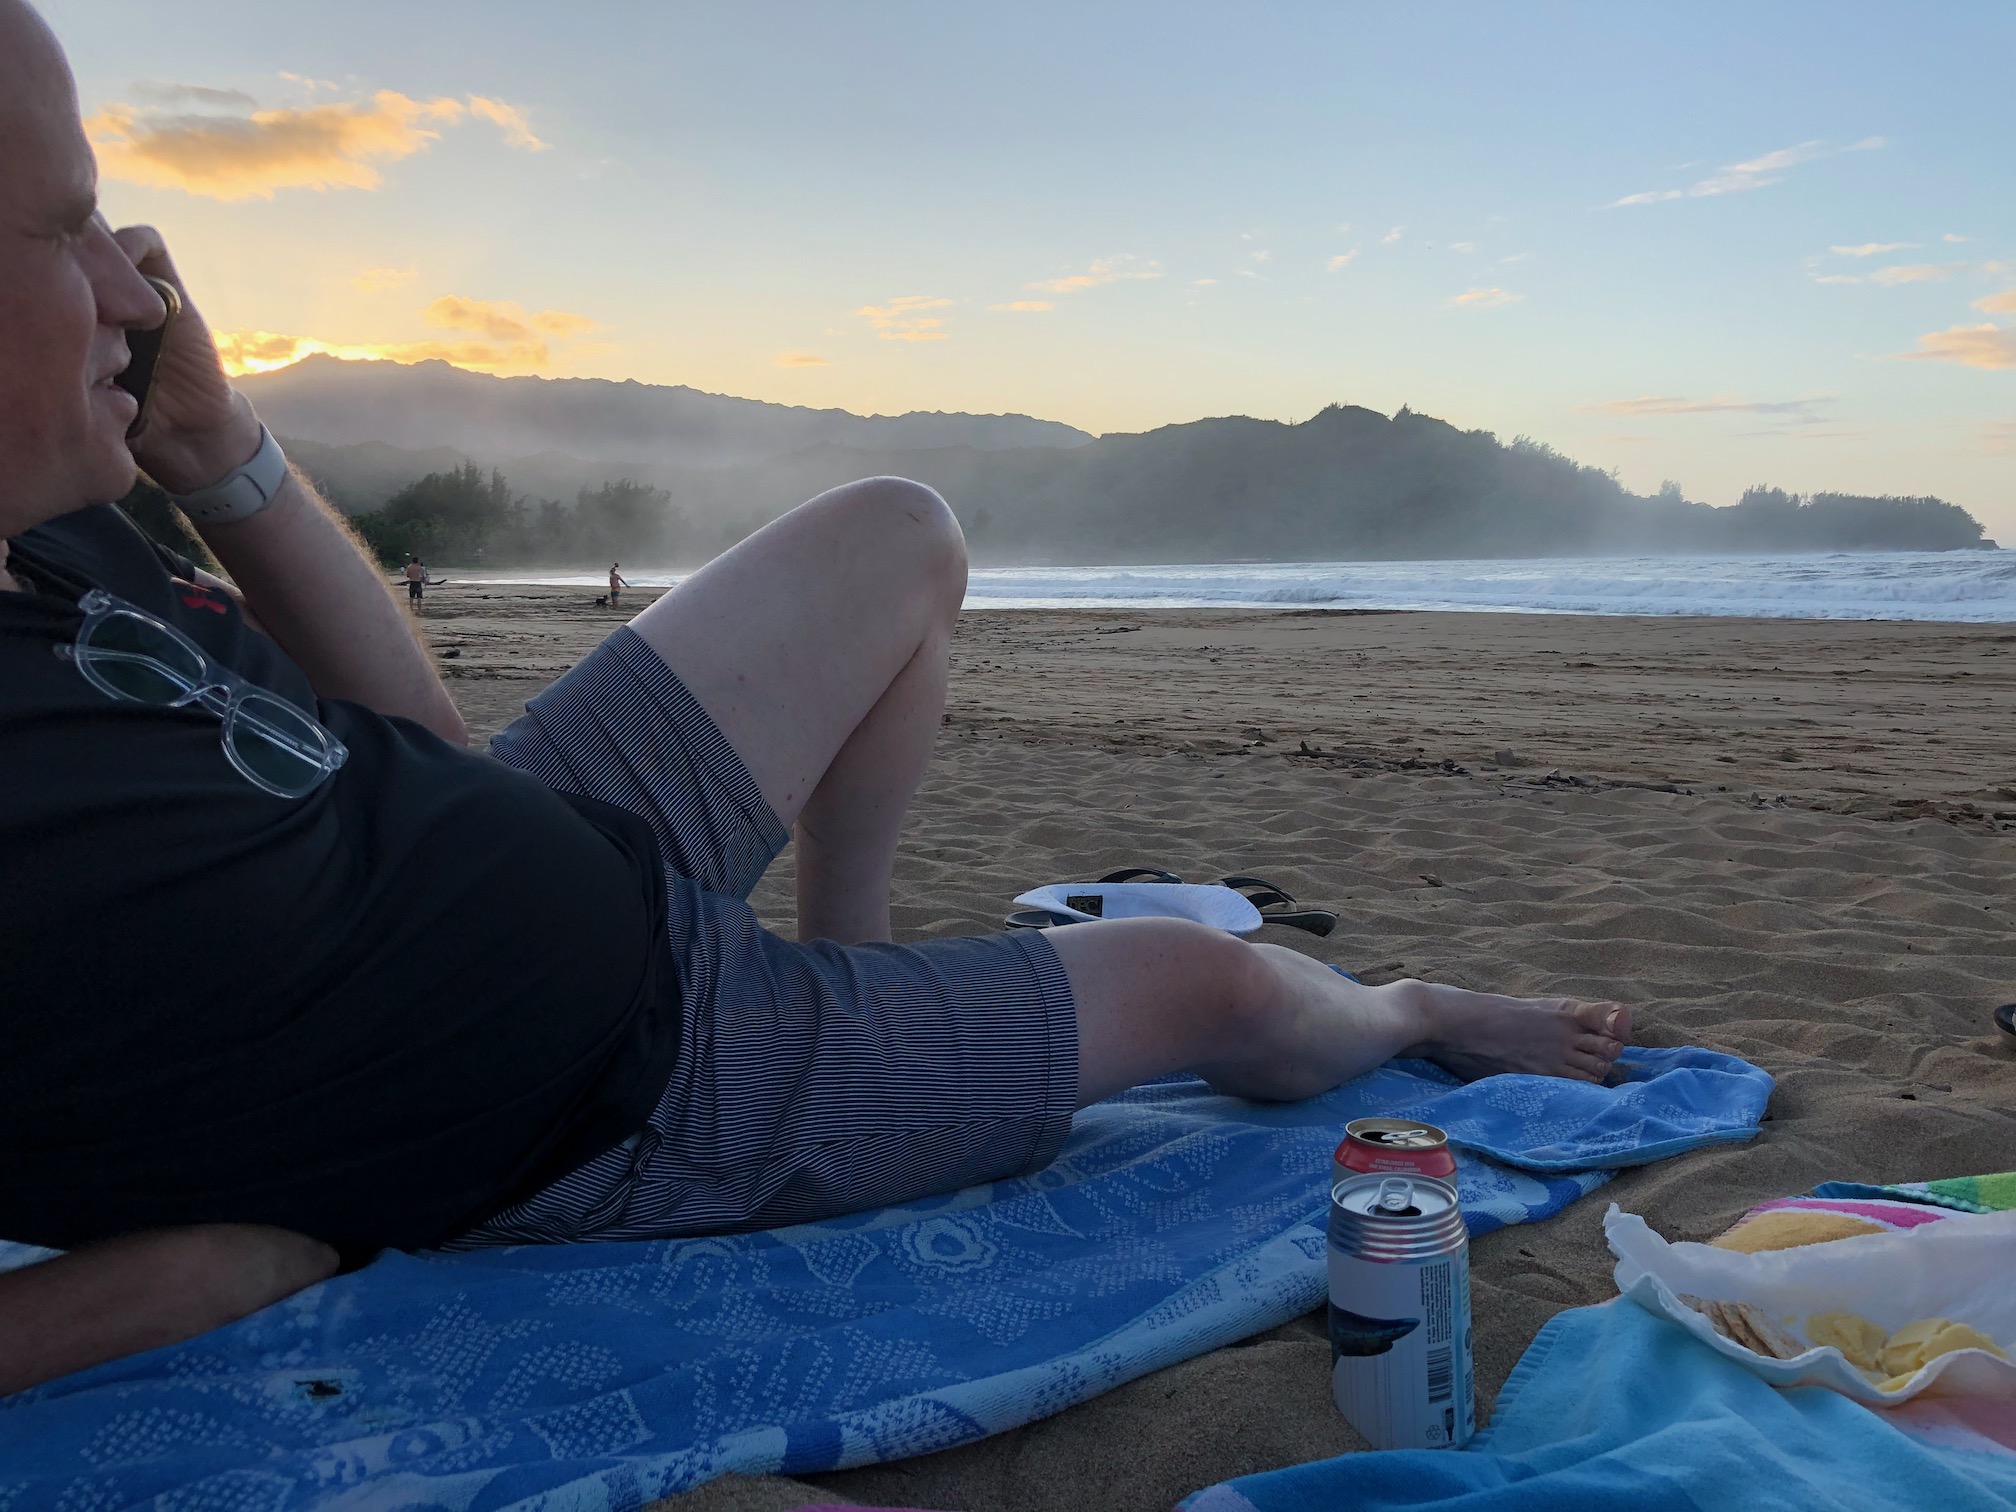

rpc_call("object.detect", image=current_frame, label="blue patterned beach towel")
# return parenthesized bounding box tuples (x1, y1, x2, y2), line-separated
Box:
(0, 1047, 1769, 1511)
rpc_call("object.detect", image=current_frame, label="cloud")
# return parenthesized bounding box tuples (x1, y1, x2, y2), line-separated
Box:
(1728, 141, 1829, 176)
(214, 329, 557, 376)
(1449, 286, 1521, 309)
(423, 295, 594, 347)
(1325, 250, 1359, 273)
(1982, 420, 2016, 453)
(1812, 274, 1862, 285)
(214, 331, 317, 373)
(1250, 249, 1272, 263)
(1974, 289, 2016, 314)
(1611, 137, 1876, 207)
(775, 351, 829, 368)
(1381, 225, 1404, 244)
(1944, 233, 1973, 244)
(213, 293, 602, 374)
(1498, 251, 1533, 264)
(86, 88, 547, 199)
(1576, 394, 1832, 419)
(129, 81, 259, 109)
(1899, 324, 2016, 369)
(1831, 241, 1917, 257)
(1190, 277, 1217, 287)
(1870, 262, 1967, 285)
(1027, 254, 1162, 295)
(351, 265, 418, 292)
(987, 300, 1053, 312)
(1449, 241, 1477, 253)
(467, 96, 548, 151)
(855, 294, 953, 341)
(1336, 221, 1352, 234)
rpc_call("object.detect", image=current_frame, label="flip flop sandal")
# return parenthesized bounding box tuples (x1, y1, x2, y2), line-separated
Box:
(1996, 1003, 2015, 1043)
(1215, 875, 1339, 938)
(1004, 866, 1184, 929)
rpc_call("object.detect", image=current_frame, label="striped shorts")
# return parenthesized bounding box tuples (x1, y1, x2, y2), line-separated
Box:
(458, 627, 1079, 1246)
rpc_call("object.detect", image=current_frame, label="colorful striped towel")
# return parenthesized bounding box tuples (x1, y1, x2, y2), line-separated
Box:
(1814, 1170, 2016, 1213)
(1714, 1170, 2016, 1252)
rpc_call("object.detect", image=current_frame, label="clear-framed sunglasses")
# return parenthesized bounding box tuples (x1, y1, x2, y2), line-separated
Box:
(55, 587, 348, 798)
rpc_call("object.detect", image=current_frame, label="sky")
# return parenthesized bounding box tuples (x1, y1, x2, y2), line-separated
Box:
(43, 0, 2016, 539)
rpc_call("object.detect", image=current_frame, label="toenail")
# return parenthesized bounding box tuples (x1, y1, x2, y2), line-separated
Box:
(1604, 1008, 1624, 1035)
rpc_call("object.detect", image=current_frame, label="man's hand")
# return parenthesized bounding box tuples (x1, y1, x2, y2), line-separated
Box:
(0, 1226, 339, 1398)
(99, 224, 467, 744)
(107, 223, 264, 497)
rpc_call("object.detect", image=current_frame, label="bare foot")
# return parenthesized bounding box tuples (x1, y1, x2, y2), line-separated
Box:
(1398, 981, 1631, 1083)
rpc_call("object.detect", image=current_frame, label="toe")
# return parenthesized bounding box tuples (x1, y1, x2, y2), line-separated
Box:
(1565, 1049, 1613, 1082)
(1573, 1031, 1623, 1062)
(1569, 1000, 1630, 1040)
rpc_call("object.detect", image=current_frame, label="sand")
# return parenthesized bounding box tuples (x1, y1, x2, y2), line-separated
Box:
(421, 586, 2016, 1512)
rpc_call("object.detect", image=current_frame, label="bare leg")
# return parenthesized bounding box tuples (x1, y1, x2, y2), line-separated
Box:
(623, 477, 1632, 1093)
(627, 476, 964, 944)
(1045, 919, 1632, 1106)
(0, 1225, 337, 1397)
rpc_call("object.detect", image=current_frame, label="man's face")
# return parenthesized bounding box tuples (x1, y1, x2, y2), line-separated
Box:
(0, 1, 165, 537)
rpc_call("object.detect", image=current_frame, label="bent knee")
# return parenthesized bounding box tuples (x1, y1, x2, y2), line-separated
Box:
(826, 476, 967, 586)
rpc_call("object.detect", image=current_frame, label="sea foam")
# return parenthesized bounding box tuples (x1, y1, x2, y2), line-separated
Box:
(472, 551, 2016, 623)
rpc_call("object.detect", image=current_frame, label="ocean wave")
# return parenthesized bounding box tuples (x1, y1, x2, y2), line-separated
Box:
(461, 552, 2016, 622)
(959, 554, 2016, 621)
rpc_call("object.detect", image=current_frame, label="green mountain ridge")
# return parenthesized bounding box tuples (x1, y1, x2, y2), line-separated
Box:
(281, 401, 1999, 567)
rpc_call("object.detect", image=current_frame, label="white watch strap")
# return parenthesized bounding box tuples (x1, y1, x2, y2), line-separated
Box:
(168, 426, 289, 526)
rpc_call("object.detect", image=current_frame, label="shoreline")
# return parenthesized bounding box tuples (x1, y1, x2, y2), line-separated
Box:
(430, 550, 2016, 625)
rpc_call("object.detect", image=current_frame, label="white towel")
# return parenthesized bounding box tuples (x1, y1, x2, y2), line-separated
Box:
(1012, 882, 1264, 934)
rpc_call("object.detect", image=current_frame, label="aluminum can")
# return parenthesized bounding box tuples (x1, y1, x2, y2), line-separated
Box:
(1327, 1172, 1473, 1450)
(1332, 1117, 1458, 1186)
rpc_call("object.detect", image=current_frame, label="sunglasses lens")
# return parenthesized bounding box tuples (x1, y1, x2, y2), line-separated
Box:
(227, 693, 337, 797)
(79, 610, 207, 702)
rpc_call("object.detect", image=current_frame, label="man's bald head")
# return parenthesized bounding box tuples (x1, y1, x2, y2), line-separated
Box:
(0, 0, 76, 138)
(0, 0, 165, 535)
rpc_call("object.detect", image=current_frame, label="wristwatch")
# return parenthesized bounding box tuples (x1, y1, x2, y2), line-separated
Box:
(167, 425, 289, 526)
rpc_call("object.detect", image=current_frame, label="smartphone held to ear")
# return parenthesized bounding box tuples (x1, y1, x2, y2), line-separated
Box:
(115, 276, 182, 440)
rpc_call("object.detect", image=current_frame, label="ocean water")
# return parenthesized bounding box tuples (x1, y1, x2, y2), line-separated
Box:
(466, 551, 2016, 623)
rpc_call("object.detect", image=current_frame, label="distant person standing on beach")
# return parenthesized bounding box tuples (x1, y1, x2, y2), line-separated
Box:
(608, 562, 629, 607)
(404, 556, 426, 610)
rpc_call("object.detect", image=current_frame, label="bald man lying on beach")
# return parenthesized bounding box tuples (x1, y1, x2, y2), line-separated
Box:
(0, 0, 1631, 1397)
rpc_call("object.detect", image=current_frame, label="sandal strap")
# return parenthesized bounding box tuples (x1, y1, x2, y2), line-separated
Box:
(1004, 907, 1082, 930)
(1215, 875, 1337, 937)
(1216, 874, 1297, 907)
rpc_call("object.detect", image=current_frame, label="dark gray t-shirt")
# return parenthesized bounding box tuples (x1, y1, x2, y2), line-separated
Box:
(0, 505, 676, 1254)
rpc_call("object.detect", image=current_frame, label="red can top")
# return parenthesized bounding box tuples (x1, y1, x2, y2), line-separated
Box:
(1334, 1118, 1457, 1177)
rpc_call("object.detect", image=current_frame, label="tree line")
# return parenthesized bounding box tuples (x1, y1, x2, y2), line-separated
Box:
(349, 464, 679, 567)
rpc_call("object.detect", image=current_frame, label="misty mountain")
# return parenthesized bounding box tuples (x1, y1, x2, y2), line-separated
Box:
(260, 364, 1997, 564)
(639, 407, 1993, 562)
(238, 356, 1093, 470)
